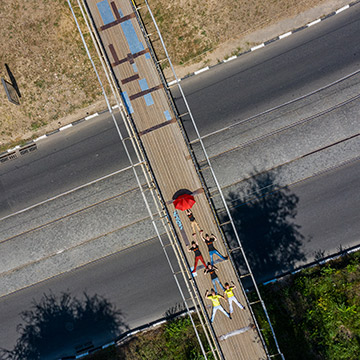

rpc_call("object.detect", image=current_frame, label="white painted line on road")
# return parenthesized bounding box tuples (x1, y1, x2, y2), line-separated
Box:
(112, 104, 119, 109)
(307, 19, 321, 27)
(193, 68, 360, 143)
(223, 55, 237, 62)
(167, 79, 179, 86)
(85, 112, 99, 120)
(336, 4, 350, 13)
(152, 320, 166, 327)
(348, 245, 360, 254)
(194, 66, 209, 75)
(279, 31, 292, 39)
(251, 43, 265, 51)
(34, 135, 47, 142)
(59, 124, 73, 131)
(0, 163, 143, 223)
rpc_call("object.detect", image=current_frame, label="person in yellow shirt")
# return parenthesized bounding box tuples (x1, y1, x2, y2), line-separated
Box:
(205, 289, 231, 323)
(224, 282, 245, 314)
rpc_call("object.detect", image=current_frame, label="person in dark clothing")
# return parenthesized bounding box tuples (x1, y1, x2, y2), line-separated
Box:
(185, 209, 203, 237)
(202, 233, 228, 265)
(188, 240, 207, 273)
(204, 263, 224, 293)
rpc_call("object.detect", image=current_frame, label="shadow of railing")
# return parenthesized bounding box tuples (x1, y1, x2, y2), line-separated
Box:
(0, 292, 128, 360)
(221, 171, 307, 284)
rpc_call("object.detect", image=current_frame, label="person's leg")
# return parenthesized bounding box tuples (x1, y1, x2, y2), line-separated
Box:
(209, 251, 215, 265)
(215, 277, 225, 291)
(199, 255, 207, 268)
(211, 306, 218, 322)
(228, 297, 234, 314)
(218, 305, 230, 318)
(213, 249, 227, 261)
(212, 279, 217, 294)
(190, 221, 196, 235)
(233, 296, 245, 310)
(192, 257, 200, 273)
(194, 220, 201, 233)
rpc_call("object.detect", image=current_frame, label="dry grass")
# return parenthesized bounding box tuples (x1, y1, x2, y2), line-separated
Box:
(0, 0, 109, 151)
(0, 0, 336, 150)
(139, 0, 333, 75)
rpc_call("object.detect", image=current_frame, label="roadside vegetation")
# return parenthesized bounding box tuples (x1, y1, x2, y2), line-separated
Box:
(86, 314, 213, 360)
(87, 250, 360, 360)
(254, 250, 360, 360)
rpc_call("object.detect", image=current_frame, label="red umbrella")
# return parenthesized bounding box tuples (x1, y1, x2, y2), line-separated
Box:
(173, 194, 195, 211)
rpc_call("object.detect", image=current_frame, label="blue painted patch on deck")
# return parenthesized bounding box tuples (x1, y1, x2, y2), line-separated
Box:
(118, 8, 124, 17)
(122, 92, 134, 114)
(139, 79, 149, 91)
(121, 20, 145, 54)
(139, 79, 154, 106)
(164, 110, 172, 121)
(145, 53, 151, 59)
(132, 63, 138, 73)
(97, 0, 115, 25)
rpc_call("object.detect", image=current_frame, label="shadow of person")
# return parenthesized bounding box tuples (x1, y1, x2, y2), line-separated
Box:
(0, 292, 128, 360)
(222, 171, 307, 284)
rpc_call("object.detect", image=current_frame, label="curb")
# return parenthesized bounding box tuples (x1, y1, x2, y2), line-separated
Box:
(167, 1, 359, 86)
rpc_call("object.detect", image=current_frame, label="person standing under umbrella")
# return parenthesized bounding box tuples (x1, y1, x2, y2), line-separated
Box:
(188, 240, 207, 273)
(204, 263, 224, 293)
(186, 209, 203, 238)
(202, 233, 228, 265)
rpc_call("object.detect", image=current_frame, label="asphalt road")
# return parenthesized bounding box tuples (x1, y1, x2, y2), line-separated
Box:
(0, 238, 188, 359)
(0, 4, 360, 358)
(1, 3, 359, 216)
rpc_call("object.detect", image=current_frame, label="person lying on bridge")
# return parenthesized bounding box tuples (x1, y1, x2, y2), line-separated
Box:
(224, 282, 245, 314)
(185, 209, 203, 238)
(204, 263, 224, 293)
(206, 289, 231, 323)
(202, 233, 228, 265)
(188, 240, 207, 274)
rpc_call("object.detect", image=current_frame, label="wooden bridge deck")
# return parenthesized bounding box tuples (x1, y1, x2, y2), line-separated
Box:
(85, 1, 267, 359)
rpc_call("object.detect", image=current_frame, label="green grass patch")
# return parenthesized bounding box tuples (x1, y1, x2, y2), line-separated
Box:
(253, 251, 360, 359)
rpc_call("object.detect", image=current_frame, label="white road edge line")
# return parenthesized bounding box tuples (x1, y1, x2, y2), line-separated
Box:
(223, 55, 237, 62)
(85, 112, 99, 120)
(59, 124, 73, 131)
(307, 19, 321, 27)
(167, 79, 180, 86)
(279, 31, 292, 39)
(7, 145, 20, 152)
(336, 4, 350, 13)
(0, 163, 141, 223)
(34, 135, 47, 142)
(251, 43, 265, 51)
(194, 66, 209, 75)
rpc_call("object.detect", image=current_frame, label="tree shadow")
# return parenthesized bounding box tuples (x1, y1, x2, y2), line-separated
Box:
(0, 291, 128, 360)
(222, 171, 307, 284)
